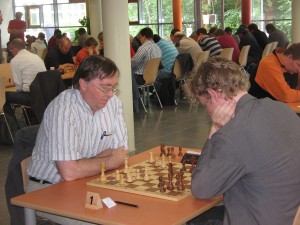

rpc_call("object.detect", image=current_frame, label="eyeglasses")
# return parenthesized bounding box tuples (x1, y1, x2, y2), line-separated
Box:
(96, 85, 119, 96)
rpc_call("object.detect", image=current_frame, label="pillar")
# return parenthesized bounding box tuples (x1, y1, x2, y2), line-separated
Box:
(101, 0, 135, 152)
(172, 0, 182, 31)
(241, 0, 251, 25)
(89, 0, 102, 38)
(291, 0, 300, 43)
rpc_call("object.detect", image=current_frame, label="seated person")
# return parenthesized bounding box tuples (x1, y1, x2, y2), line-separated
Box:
(74, 37, 98, 67)
(254, 43, 300, 102)
(44, 37, 75, 73)
(4, 38, 46, 126)
(27, 55, 128, 225)
(188, 57, 300, 225)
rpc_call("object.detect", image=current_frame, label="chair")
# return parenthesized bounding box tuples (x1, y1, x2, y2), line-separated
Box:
(270, 41, 278, 52)
(293, 206, 300, 225)
(40, 48, 48, 60)
(173, 58, 187, 105)
(193, 50, 210, 74)
(137, 57, 162, 113)
(238, 45, 250, 73)
(0, 75, 14, 143)
(262, 43, 273, 58)
(219, 48, 234, 61)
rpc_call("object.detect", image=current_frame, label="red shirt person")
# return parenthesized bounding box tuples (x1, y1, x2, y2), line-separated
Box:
(8, 12, 26, 41)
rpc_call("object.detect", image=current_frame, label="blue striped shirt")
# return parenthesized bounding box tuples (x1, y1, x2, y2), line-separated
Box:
(156, 39, 179, 73)
(27, 88, 128, 183)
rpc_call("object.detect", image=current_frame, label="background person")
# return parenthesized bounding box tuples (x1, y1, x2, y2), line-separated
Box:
(7, 12, 26, 41)
(187, 57, 300, 225)
(74, 36, 98, 67)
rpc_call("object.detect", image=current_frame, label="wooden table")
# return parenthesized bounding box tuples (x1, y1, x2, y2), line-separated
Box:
(11, 146, 222, 225)
(5, 82, 16, 92)
(286, 102, 300, 113)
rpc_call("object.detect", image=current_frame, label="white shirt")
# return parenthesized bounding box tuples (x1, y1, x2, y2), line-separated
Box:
(28, 88, 129, 183)
(31, 39, 47, 58)
(10, 49, 46, 92)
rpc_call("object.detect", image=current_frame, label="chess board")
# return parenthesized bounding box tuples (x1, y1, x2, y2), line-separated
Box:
(87, 160, 192, 201)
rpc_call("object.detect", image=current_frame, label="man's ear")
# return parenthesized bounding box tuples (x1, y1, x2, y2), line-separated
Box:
(207, 88, 224, 102)
(79, 78, 87, 91)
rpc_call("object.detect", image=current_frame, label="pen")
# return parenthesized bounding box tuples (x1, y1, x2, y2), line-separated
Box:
(101, 131, 113, 140)
(115, 201, 139, 208)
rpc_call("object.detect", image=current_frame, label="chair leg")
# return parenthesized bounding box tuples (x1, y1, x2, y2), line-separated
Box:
(2, 113, 14, 143)
(139, 97, 147, 113)
(21, 106, 32, 126)
(152, 85, 163, 109)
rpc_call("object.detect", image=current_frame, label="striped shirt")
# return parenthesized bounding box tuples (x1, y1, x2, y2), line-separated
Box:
(131, 40, 162, 75)
(27, 88, 128, 183)
(198, 36, 222, 57)
(156, 39, 178, 73)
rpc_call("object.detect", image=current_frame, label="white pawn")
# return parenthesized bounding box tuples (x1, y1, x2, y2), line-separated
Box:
(116, 170, 120, 181)
(120, 174, 125, 186)
(155, 157, 161, 167)
(149, 152, 155, 163)
(136, 169, 141, 180)
(127, 168, 133, 183)
(144, 166, 150, 181)
(100, 162, 106, 182)
(123, 157, 128, 173)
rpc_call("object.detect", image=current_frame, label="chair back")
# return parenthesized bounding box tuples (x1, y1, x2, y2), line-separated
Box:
(0, 63, 13, 83)
(293, 206, 300, 225)
(0, 76, 6, 112)
(271, 41, 278, 52)
(41, 48, 48, 60)
(262, 43, 273, 58)
(194, 50, 210, 73)
(239, 45, 250, 67)
(173, 58, 185, 81)
(143, 57, 161, 85)
(219, 48, 234, 61)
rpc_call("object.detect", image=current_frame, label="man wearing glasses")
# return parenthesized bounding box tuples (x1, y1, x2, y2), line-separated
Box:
(27, 55, 128, 225)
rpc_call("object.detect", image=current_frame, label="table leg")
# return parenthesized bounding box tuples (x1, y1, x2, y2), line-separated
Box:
(24, 208, 36, 225)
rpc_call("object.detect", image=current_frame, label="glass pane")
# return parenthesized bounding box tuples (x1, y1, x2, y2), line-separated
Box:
(182, 0, 194, 23)
(57, 0, 69, 3)
(29, 7, 40, 26)
(15, 0, 53, 6)
(128, 3, 138, 22)
(57, 3, 86, 27)
(161, 0, 172, 23)
(43, 5, 55, 27)
(140, 0, 157, 24)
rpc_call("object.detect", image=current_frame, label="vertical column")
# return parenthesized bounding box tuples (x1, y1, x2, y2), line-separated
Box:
(172, 0, 182, 31)
(101, 0, 135, 152)
(291, 0, 300, 43)
(89, 0, 102, 38)
(241, 0, 251, 25)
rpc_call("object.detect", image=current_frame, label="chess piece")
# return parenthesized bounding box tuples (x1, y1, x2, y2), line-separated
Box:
(116, 170, 120, 181)
(181, 162, 186, 171)
(158, 176, 163, 188)
(136, 169, 141, 180)
(126, 168, 133, 183)
(171, 147, 176, 158)
(120, 174, 125, 186)
(168, 163, 174, 177)
(167, 147, 171, 157)
(168, 155, 172, 164)
(160, 144, 166, 157)
(123, 157, 129, 173)
(144, 166, 150, 181)
(100, 162, 106, 182)
(160, 180, 166, 192)
(178, 146, 183, 156)
(149, 152, 155, 163)
(167, 176, 174, 190)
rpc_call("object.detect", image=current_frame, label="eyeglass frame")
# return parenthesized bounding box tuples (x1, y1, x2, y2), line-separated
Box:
(95, 85, 119, 96)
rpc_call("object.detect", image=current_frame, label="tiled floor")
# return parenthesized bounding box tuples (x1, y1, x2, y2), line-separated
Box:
(0, 98, 211, 225)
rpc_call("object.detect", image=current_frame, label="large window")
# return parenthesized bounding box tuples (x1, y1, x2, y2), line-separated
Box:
(14, 0, 87, 42)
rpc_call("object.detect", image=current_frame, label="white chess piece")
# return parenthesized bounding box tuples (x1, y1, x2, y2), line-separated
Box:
(143, 166, 150, 181)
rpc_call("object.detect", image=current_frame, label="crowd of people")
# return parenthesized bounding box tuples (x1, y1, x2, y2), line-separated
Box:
(2, 10, 300, 225)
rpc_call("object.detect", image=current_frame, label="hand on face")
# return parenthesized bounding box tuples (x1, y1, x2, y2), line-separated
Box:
(211, 99, 236, 128)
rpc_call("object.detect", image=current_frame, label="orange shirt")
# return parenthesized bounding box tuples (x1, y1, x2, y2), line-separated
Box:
(255, 53, 300, 103)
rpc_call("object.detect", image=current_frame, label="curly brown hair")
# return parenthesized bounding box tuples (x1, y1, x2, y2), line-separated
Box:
(186, 57, 250, 102)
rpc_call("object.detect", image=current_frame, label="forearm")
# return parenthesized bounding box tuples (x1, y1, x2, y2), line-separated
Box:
(56, 147, 127, 181)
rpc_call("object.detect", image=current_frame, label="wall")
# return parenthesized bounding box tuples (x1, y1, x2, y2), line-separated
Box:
(0, 0, 13, 48)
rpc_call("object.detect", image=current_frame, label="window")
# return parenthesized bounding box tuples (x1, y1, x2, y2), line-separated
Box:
(27, 6, 41, 28)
